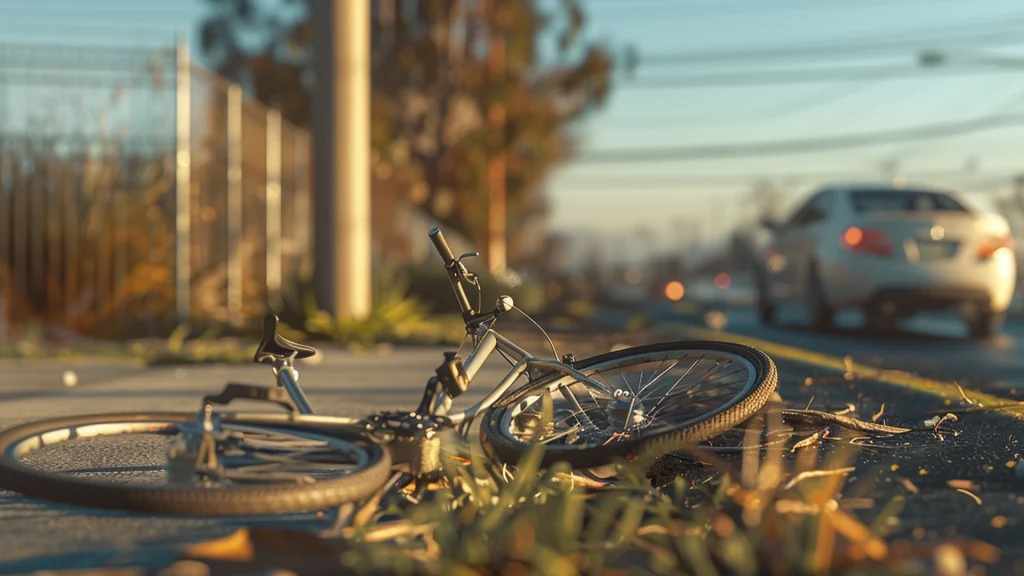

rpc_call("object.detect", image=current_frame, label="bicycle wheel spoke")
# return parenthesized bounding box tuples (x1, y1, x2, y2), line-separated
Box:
(11, 420, 376, 492)
(636, 358, 681, 398)
(494, 347, 760, 452)
(640, 355, 703, 404)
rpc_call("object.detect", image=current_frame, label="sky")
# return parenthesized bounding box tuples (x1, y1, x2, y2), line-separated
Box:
(3, 0, 1024, 260)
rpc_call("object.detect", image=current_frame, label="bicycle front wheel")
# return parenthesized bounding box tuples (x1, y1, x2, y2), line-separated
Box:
(480, 341, 778, 469)
(0, 412, 391, 516)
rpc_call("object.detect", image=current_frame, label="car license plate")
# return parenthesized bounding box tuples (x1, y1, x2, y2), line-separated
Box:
(916, 241, 957, 260)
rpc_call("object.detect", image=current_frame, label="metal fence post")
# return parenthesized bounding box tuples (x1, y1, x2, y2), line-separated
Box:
(294, 129, 312, 280)
(226, 83, 242, 323)
(0, 268, 7, 344)
(174, 38, 192, 324)
(265, 107, 283, 310)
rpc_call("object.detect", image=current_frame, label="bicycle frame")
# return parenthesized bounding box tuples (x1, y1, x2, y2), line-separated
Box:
(267, 323, 610, 434)
(250, 226, 611, 440)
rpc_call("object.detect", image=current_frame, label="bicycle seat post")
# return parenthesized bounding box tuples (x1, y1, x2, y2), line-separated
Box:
(271, 356, 314, 415)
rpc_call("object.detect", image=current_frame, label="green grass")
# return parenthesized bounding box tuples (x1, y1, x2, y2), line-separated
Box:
(178, 409, 1000, 576)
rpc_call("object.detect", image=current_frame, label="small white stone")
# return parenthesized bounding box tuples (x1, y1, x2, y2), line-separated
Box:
(61, 370, 78, 388)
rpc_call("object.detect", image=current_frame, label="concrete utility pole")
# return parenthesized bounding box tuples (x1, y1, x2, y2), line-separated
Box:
(311, 0, 372, 320)
(485, 0, 508, 274)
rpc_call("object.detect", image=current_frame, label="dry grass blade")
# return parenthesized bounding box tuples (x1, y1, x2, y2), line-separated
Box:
(871, 403, 885, 422)
(826, 506, 889, 561)
(342, 519, 436, 542)
(898, 477, 920, 495)
(838, 498, 876, 511)
(774, 498, 823, 514)
(352, 472, 410, 528)
(954, 380, 976, 406)
(925, 399, 1024, 417)
(888, 538, 1001, 564)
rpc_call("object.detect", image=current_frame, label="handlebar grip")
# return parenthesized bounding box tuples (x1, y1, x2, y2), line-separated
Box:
(428, 227, 456, 265)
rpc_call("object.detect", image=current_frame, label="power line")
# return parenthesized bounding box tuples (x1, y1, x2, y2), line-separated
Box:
(555, 169, 1018, 189)
(580, 0, 982, 19)
(574, 112, 1024, 164)
(638, 23, 1024, 66)
(620, 63, 1017, 89)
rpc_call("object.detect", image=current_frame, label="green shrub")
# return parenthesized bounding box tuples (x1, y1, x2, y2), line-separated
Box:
(298, 270, 466, 347)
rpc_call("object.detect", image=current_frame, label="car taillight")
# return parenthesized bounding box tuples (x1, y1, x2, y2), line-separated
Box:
(840, 226, 892, 256)
(977, 234, 1014, 260)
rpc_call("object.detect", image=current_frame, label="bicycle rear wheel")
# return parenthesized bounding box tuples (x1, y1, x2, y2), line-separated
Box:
(0, 412, 391, 516)
(480, 341, 777, 469)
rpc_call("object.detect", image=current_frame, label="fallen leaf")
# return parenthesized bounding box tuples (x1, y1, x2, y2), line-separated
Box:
(182, 529, 254, 562)
(946, 479, 978, 491)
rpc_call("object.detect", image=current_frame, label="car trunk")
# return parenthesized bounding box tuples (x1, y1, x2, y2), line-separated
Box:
(854, 211, 978, 263)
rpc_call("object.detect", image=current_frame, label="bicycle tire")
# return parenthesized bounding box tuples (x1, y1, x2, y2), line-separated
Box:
(480, 341, 778, 469)
(0, 412, 392, 516)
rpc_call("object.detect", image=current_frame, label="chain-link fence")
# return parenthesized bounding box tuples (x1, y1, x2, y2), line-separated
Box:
(0, 42, 312, 340)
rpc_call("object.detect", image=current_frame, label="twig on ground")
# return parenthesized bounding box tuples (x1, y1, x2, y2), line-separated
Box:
(845, 436, 897, 450)
(955, 488, 982, 505)
(897, 477, 919, 495)
(782, 408, 911, 434)
(782, 467, 856, 490)
(791, 428, 829, 452)
(832, 403, 856, 416)
(924, 413, 958, 434)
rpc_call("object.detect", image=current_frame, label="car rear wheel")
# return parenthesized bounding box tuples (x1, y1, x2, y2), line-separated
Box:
(756, 271, 776, 326)
(864, 302, 898, 334)
(807, 266, 834, 331)
(966, 310, 1005, 339)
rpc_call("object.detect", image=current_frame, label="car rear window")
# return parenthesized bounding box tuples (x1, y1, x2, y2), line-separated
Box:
(849, 189, 967, 213)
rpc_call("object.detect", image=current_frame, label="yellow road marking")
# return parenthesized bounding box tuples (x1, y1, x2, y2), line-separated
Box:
(653, 322, 1024, 421)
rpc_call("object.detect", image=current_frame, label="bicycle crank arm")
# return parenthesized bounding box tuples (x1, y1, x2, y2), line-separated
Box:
(201, 382, 301, 416)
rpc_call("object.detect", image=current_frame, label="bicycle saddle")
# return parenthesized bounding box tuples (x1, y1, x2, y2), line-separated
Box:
(253, 313, 318, 364)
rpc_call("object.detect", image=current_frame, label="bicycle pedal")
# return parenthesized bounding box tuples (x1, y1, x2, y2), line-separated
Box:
(435, 351, 469, 399)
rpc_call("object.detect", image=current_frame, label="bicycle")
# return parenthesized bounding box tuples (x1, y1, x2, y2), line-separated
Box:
(0, 228, 778, 517)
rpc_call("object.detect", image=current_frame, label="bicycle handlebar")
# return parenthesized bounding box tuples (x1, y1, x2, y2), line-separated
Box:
(428, 227, 457, 266)
(428, 228, 474, 316)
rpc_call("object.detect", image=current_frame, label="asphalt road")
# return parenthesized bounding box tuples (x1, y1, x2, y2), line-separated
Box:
(0, 347, 518, 573)
(654, 298, 1024, 396)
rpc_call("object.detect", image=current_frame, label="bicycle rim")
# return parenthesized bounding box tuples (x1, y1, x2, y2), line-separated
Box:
(480, 341, 777, 469)
(0, 412, 392, 516)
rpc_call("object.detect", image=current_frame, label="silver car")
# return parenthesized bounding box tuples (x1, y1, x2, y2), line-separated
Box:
(755, 183, 1017, 338)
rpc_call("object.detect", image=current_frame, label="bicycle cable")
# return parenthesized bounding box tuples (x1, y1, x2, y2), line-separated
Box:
(513, 305, 559, 361)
